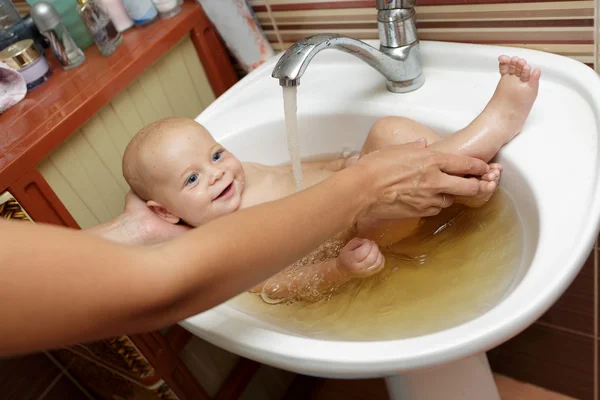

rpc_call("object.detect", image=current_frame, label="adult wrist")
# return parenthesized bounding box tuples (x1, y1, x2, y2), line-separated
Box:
(333, 164, 375, 226)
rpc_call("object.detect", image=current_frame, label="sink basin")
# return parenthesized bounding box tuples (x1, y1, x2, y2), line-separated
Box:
(180, 40, 600, 397)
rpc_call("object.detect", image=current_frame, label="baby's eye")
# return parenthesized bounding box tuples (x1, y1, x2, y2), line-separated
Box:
(212, 150, 224, 162)
(185, 173, 199, 186)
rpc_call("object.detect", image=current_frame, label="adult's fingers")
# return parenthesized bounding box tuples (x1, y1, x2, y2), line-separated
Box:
(429, 194, 456, 209)
(438, 175, 480, 197)
(435, 153, 490, 177)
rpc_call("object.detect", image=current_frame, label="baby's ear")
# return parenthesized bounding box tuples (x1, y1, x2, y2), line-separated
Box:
(147, 200, 180, 224)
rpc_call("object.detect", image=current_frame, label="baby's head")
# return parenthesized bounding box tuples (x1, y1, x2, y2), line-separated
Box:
(123, 117, 245, 227)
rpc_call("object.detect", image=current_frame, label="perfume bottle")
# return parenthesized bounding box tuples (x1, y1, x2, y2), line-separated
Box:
(76, 0, 121, 57)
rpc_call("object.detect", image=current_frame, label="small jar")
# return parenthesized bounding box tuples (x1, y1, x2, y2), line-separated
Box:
(0, 39, 52, 90)
(152, 0, 181, 19)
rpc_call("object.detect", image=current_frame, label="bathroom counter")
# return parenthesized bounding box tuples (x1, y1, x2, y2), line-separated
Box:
(0, 1, 237, 192)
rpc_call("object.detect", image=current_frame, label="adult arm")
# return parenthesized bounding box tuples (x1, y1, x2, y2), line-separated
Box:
(0, 141, 488, 356)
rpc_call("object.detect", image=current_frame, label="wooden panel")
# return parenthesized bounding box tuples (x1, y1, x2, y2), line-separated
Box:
(36, 37, 216, 228)
(7, 169, 79, 228)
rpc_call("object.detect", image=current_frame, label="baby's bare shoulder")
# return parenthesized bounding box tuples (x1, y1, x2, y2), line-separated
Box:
(241, 162, 293, 205)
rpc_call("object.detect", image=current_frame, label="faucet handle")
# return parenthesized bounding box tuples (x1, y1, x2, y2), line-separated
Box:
(376, 0, 415, 9)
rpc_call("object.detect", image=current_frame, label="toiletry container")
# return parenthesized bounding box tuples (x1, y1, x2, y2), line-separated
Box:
(122, 0, 157, 26)
(97, 0, 133, 33)
(31, 2, 85, 70)
(26, 0, 94, 49)
(76, 0, 121, 57)
(0, 0, 21, 29)
(197, 0, 274, 72)
(0, 38, 52, 90)
(152, 0, 181, 19)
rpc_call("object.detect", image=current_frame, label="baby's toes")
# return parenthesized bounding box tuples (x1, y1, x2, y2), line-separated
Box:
(515, 58, 526, 77)
(480, 180, 497, 193)
(509, 56, 519, 75)
(481, 163, 502, 182)
(482, 169, 499, 182)
(498, 55, 510, 75)
(489, 163, 503, 172)
(520, 65, 531, 82)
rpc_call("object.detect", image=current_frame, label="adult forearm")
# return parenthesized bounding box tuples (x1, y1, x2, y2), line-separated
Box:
(84, 216, 135, 244)
(0, 168, 368, 356)
(0, 220, 159, 355)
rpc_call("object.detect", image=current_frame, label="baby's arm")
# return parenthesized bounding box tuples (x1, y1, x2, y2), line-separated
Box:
(251, 238, 385, 304)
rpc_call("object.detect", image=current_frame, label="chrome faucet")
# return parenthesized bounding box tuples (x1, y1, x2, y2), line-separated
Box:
(271, 0, 424, 93)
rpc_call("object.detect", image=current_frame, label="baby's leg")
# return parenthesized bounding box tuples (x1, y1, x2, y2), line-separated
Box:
(428, 55, 540, 162)
(356, 118, 440, 246)
(361, 116, 500, 208)
(363, 56, 540, 162)
(361, 55, 540, 205)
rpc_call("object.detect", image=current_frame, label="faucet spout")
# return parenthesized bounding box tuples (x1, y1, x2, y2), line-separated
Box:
(272, 2, 424, 93)
(272, 33, 423, 93)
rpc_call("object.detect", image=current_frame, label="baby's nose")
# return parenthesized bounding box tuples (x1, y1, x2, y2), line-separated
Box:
(210, 169, 225, 185)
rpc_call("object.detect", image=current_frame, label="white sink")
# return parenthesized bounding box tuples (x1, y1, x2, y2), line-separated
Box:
(181, 40, 600, 398)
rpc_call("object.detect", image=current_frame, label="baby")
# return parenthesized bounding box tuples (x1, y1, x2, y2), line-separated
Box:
(122, 55, 540, 303)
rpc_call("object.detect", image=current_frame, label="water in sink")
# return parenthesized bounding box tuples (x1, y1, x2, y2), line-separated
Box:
(230, 188, 523, 341)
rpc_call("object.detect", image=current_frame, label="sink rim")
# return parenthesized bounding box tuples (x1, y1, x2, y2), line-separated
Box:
(181, 40, 600, 377)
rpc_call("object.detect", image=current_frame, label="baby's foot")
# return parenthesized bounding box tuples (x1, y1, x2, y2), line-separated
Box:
(486, 55, 541, 144)
(457, 163, 502, 208)
(337, 237, 385, 278)
(430, 56, 540, 163)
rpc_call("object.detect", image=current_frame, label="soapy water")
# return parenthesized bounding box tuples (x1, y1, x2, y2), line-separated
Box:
(282, 86, 303, 191)
(230, 189, 523, 341)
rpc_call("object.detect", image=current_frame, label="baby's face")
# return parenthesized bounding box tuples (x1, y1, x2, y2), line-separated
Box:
(152, 124, 245, 226)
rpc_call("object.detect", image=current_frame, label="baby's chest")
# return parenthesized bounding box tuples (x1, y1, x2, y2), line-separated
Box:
(241, 169, 295, 207)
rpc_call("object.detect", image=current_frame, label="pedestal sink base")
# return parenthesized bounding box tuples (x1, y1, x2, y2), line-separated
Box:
(385, 354, 499, 400)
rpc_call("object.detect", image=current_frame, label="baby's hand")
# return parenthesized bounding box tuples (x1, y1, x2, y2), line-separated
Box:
(337, 237, 385, 278)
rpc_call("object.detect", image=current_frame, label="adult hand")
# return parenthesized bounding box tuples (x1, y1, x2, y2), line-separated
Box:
(121, 191, 190, 245)
(353, 138, 488, 219)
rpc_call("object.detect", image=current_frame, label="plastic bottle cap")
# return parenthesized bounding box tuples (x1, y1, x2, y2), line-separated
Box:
(30, 2, 63, 32)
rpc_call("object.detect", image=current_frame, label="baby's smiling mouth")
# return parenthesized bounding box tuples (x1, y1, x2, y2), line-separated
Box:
(214, 182, 234, 201)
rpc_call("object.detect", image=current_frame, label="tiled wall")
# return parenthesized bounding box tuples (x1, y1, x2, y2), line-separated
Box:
(250, 0, 595, 67)
(248, 1, 598, 399)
